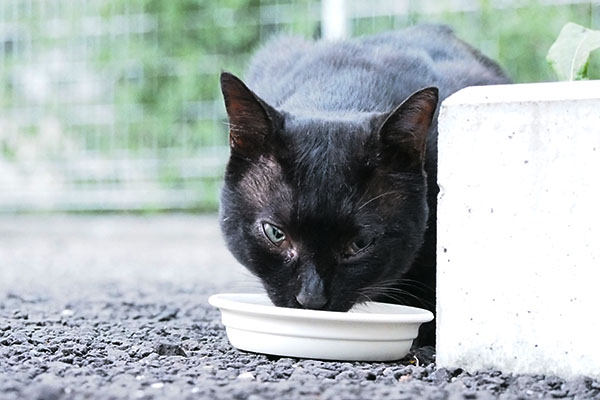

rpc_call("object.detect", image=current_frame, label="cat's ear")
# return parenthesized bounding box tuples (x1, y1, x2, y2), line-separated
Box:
(378, 87, 439, 170)
(220, 72, 281, 157)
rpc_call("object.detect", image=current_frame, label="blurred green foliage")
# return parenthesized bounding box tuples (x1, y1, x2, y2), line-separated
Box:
(352, 1, 599, 82)
(100, 0, 599, 157)
(1, 0, 598, 211)
(101, 0, 263, 154)
(546, 22, 600, 80)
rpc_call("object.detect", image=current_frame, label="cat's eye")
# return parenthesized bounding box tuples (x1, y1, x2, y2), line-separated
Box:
(345, 235, 374, 257)
(262, 222, 286, 246)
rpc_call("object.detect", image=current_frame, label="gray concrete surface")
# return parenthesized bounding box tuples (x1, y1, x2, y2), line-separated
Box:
(1, 215, 599, 399)
(437, 81, 600, 378)
(0, 214, 254, 295)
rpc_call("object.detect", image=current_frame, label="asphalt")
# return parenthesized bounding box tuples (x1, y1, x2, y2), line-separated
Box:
(1, 214, 599, 400)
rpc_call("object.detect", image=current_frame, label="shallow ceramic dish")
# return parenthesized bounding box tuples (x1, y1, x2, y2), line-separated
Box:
(208, 293, 433, 361)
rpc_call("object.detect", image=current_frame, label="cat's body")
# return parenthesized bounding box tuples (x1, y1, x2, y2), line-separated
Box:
(219, 25, 510, 345)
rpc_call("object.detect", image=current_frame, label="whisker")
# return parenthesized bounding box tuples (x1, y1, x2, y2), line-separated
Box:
(359, 285, 434, 309)
(357, 190, 404, 211)
(394, 278, 435, 291)
(362, 277, 435, 294)
(355, 292, 374, 304)
(363, 290, 409, 306)
(373, 288, 433, 307)
(385, 283, 434, 296)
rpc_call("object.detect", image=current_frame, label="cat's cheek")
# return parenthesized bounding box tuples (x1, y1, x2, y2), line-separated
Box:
(259, 241, 296, 265)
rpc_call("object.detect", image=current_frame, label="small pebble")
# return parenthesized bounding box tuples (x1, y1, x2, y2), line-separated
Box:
(61, 309, 74, 317)
(237, 372, 255, 380)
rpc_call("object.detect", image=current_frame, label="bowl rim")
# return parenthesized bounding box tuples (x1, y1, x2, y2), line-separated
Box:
(208, 292, 434, 324)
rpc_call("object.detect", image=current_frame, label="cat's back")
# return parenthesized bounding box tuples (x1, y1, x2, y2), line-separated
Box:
(245, 25, 509, 112)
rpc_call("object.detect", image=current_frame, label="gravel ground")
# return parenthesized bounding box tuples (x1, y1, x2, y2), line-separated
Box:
(1, 214, 600, 400)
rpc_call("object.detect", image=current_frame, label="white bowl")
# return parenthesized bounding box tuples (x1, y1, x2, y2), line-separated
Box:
(208, 293, 434, 361)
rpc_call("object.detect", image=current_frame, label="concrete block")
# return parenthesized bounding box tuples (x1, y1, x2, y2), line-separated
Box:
(436, 81, 600, 378)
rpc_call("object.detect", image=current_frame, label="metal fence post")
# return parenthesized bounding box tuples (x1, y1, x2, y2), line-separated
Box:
(321, 0, 349, 40)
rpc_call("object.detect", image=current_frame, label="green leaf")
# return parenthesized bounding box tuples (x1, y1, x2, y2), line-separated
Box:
(547, 22, 600, 81)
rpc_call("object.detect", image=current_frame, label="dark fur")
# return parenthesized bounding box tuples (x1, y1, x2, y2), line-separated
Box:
(219, 25, 510, 345)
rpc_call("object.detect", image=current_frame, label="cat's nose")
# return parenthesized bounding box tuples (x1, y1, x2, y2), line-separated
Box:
(296, 262, 328, 309)
(296, 289, 327, 310)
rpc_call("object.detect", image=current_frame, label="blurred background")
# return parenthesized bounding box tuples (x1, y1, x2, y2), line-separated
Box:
(1, 0, 599, 213)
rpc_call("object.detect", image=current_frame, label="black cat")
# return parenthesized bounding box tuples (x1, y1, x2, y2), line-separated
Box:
(219, 25, 509, 345)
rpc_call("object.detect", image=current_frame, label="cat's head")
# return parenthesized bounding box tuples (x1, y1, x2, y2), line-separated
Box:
(219, 72, 438, 312)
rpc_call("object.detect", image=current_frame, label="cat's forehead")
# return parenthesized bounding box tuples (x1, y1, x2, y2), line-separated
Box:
(281, 112, 378, 164)
(283, 111, 380, 133)
(274, 113, 378, 221)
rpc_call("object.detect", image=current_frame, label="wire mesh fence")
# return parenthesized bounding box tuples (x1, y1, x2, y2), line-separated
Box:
(1, 0, 598, 212)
